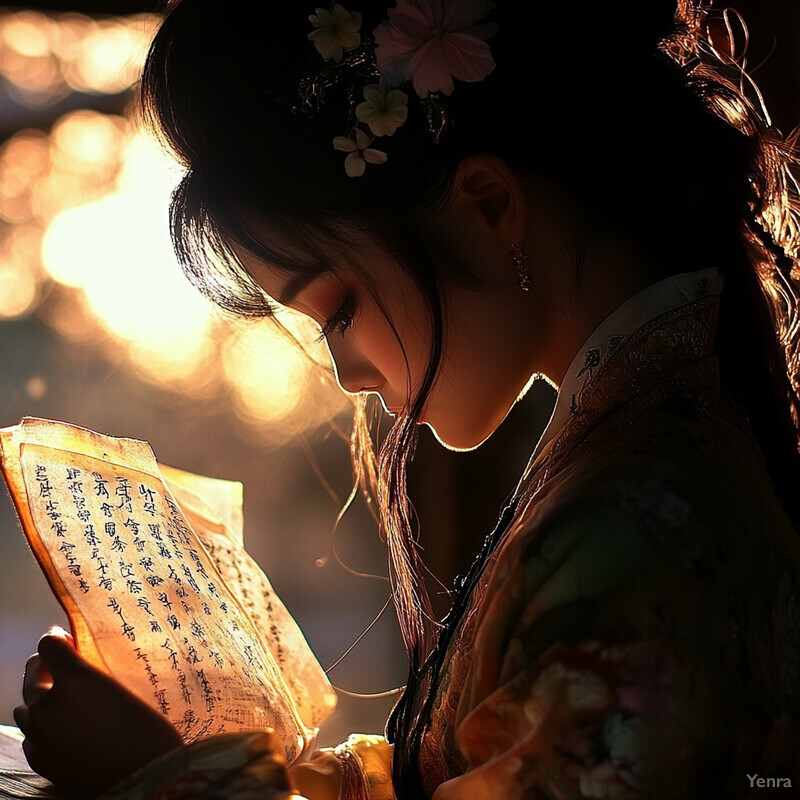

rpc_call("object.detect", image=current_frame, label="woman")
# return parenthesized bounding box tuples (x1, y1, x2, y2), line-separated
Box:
(14, 1, 800, 797)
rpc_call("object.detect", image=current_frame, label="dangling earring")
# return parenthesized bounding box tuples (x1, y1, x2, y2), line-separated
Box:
(511, 243, 532, 291)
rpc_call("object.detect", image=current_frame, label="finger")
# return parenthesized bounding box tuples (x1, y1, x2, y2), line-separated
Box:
(46, 625, 75, 645)
(13, 704, 29, 736)
(37, 632, 83, 680)
(39, 625, 71, 645)
(21, 737, 39, 775)
(22, 655, 52, 707)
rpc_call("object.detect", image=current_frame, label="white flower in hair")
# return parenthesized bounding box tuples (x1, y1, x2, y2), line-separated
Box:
(333, 128, 388, 177)
(356, 79, 409, 137)
(308, 4, 362, 63)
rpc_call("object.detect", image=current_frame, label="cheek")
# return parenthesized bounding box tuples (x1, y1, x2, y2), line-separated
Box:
(424, 290, 534, 446)
(360, 314, 418, 397)
(368, 288, 433, 393)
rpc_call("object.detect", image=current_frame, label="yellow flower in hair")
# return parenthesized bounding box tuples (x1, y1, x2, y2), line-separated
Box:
(308, 4, 362, 62)
(356, 79, 409, 137)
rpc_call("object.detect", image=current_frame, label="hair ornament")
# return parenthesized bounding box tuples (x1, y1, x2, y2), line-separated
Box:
(511, 243, 532, 291)
(303, 1, 498, 176)
(294, 43, 378, 118)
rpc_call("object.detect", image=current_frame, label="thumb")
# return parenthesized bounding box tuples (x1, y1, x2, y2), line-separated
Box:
(37, 628, 83, 679)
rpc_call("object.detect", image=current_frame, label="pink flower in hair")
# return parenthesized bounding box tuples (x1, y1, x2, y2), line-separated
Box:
(373, 0, 498, 97)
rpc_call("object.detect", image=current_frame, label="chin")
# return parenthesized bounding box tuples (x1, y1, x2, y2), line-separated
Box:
(423, 420, 496, 453)
(424, 395, 525, 452)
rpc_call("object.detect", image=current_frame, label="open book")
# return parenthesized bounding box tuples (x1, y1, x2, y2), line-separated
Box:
(0, 417, 337, 786)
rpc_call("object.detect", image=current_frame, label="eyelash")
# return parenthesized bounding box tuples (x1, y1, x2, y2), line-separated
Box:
(317, 293, 356, 342)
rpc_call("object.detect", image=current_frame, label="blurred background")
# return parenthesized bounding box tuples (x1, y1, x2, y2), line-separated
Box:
(0, 0, 796, 751)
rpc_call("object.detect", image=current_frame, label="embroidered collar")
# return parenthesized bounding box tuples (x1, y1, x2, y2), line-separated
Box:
(514, 268, 723, 497)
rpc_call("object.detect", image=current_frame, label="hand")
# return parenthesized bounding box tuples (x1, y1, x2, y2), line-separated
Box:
(14, 628, 183, 800)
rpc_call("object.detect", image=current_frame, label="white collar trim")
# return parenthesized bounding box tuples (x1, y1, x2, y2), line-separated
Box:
(526, 267, 722, 468)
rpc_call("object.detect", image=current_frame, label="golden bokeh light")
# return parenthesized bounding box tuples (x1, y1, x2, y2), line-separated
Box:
(2, 11, 52, 58)
(222, 316, 348, 444)
(25, 375, 47, 400)
(40, 292, 106, 344)
(42, 130, 211, 349)
(0, 7, 349, 442)
(0, 130, 50, 224)
(128, 331, 218, 390)
(40, 128, 219, 388)
(224, 323, 309, 424)
(0, 224, 45, 319)
(51, 109, 126, 172)
(72, 20, 147, 94)
(0, 258, 38, 318)
(0, 10, 158, 106)
(47, 13, 85, 59)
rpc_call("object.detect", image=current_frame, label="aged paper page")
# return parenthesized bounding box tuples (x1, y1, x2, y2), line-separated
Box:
(161, 465, 337, 731)
(0, 418, 322, 763)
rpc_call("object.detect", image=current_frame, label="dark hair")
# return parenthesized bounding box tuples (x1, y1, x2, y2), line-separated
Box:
(141, 2, 800, 796)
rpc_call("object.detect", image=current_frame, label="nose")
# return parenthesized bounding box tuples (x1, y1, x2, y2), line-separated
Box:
(326, 338, 383, 395)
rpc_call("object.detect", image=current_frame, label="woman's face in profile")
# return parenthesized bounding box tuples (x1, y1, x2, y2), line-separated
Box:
(235, 226, 543, 450)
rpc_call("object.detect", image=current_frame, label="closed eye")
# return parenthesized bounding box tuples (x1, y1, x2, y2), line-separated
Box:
(317, 293, 356, 342)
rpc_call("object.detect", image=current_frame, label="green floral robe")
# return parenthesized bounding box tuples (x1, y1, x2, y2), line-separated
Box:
(103, 270, 800, 799)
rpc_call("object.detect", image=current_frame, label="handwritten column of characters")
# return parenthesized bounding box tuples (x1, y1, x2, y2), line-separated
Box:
(20, 445, 304, 757)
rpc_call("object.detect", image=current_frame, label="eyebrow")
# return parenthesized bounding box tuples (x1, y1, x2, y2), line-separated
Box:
(276, 272, 319, 306)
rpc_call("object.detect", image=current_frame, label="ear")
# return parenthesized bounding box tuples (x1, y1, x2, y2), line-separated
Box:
(449, 154, 528, 243)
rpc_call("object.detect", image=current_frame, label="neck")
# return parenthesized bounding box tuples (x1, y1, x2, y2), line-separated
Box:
(524, 187, 670, 387)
